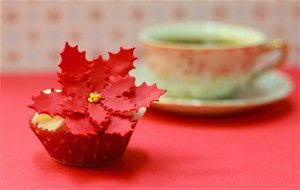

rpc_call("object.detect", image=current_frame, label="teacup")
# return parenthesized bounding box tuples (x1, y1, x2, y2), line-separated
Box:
(139, 22, 288, 99)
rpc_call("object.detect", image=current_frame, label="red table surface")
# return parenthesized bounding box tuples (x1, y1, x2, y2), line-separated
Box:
(1, 68, 299, 189)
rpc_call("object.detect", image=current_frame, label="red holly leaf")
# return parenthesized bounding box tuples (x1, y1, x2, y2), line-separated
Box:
(64, 115, 96, 135)
(63, 96, 88, 114)
(59, 42, 90, 77)
(58, 73, 90, 97)
(87, 103, 109, 126)
(28, 88, 65, 117)
(105, 115, 134, 136)
(107, 47, 136, 77)
(102, 97, 137, 113)
(87, 56, 109, 91)
(102, 75, 135, 98)
(131, 83, 166, 108)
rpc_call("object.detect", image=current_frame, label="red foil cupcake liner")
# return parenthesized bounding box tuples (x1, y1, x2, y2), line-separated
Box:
(30, 122, 134, 167)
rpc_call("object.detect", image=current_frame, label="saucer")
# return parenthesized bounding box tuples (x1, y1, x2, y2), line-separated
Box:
(131, 63, 293, 114)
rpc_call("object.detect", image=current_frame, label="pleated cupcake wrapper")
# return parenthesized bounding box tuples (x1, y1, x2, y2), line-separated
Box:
(30, 123, 134, 166)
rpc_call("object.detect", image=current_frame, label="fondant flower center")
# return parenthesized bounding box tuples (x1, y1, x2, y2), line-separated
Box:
(87, 92, 101, 103)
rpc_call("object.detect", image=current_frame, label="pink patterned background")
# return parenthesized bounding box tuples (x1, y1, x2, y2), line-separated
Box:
(1, 1, 299, 73)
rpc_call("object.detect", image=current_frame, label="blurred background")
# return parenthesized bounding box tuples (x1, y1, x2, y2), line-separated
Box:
(1, 1, 299, 73)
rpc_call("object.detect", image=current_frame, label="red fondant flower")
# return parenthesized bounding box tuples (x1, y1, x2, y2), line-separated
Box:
(29, 42, 166, 135)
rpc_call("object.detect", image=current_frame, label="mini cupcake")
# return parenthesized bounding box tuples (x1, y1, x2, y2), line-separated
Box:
(29, 42, 166, 166)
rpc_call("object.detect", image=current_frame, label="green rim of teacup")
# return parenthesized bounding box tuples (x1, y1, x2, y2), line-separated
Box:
(139, 21, 266, 50)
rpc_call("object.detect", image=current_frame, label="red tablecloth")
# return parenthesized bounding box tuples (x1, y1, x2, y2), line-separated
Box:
(1, 68, 299, 189)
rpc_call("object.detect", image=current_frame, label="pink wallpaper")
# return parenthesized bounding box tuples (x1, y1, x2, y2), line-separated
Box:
(1, 1, 299, 73)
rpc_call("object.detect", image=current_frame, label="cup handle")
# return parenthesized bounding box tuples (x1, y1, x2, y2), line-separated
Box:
(250, 39, 288, 81)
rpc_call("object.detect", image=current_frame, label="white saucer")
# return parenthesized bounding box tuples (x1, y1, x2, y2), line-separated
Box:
(131, 64, 293, 114)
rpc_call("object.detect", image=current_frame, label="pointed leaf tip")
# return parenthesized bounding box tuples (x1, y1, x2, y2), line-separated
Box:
(102, 75, 135, 98)
(87, 56, 109, 91)
(103, 97, 137, 113)
(107, 47, 137, 77)
(105, 115, 134, 136)
(59, 42, 90, 77)
(58, 73, 90, 97)
(131, 83, 166, 109)
(88, 103, 109, 126)
(29, 88, 65, 117)
(65, 115, 96, 135)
